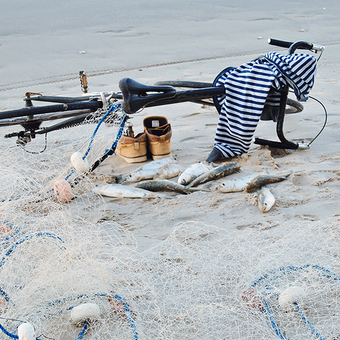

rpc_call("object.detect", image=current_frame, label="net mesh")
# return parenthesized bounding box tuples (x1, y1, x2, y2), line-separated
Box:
(0, 103, 339, 340)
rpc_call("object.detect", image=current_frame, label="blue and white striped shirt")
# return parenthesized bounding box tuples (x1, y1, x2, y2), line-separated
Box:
(212, 52, 317, 158)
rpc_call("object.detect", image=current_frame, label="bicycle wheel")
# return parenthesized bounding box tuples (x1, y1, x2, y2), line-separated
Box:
(0, 99, 103, 140)
(154, 81, 216, 106)
(0, 109, 93, 127)
(285, 98, 304, 114)
(0, 91, 125, 131)
(155, 80, 212, 88)
(155, 80, 303, 114)
(0, 100, 102, 123)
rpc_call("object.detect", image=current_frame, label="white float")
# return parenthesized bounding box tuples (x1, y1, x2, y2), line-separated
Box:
(70, 303, 101, 324)
(71, 152, 90, 173)
(18, 322, 36, 340)
(278, 286, 306, 311)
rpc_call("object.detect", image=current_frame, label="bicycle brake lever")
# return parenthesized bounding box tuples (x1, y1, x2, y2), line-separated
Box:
(311, 44, 325, 52)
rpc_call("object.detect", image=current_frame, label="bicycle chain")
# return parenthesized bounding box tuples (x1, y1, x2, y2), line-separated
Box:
(1, 39, 339, 92)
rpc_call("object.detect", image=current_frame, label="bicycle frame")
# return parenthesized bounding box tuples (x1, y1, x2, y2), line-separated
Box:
(0, 39, 325, 152)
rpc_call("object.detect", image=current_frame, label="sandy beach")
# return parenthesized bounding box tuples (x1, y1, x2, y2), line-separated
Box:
(0, 1, 339, 339)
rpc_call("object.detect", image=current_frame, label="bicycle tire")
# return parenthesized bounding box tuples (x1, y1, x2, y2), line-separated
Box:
(0, 109, 93, 127)
(155, 80, 303, 114)
(154, 81, 216, 106)
(155, 80, 213, 88)
(285, 98, 304, 114)
(0, 100, 102, 124)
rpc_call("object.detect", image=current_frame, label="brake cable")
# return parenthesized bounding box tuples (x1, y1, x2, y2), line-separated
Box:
(307, 96, 328, 147)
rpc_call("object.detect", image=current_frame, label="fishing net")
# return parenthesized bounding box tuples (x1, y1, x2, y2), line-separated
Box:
(0, 99, 339, 340)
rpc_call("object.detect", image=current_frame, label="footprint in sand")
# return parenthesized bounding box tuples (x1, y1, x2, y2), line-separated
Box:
(294, 214, 320, 221)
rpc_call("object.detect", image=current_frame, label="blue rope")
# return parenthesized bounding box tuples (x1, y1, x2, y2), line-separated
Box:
(107, 109, 126, 155)
(82, 103, 122, 160)
(0, 322, 18, 339)
(294, 303, 324, 340)
(249, 265, 339, 339)
(0, 197, 20, 204)
(64, 103, 125, 181)
(76, 320, 88, 340)
(260, 296, 286, 340)
(0, 232, 65, 272)
(0, 229, 137, 340)
(0, 287, 10, 303)
(113, 294, 138, 340)
(0, 322, 44, 340)
(43, 292, 138, 339)
(0, 103, 124, 202)
(251, 264, 339, 292)
(0, 231, 65, 315)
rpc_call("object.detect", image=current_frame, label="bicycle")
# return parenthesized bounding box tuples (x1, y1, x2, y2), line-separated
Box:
(0, 38, 326, 175)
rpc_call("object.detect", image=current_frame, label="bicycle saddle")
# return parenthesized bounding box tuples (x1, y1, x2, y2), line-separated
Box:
(119, 78, 176, 114)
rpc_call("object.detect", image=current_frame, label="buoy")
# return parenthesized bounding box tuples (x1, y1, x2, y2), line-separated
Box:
(108, 295, 137, 319)
(241, 287, 265, 311)
(109, 296, 127, 318)
(278, 286, 306, 311)
(70, 303, 100, 324)
(0, 297, 7, 315)
(18, 322, 36, 340)
(54, 179, 73, 203)
(71, 152, 90, 173)
(0, 223, 12, 238)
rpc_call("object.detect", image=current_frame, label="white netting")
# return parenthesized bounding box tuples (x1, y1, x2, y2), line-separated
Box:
(0, 105, 339, 340)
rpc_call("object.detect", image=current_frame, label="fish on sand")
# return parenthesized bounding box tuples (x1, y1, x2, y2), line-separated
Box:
(258, 186, 276, 213)
(121, 157, 181, 183)
(93, 184, 173, 199)
(177, 162, 213, 185)
(219, 173, 290, 193)
(218, 174, 257, 193)
(157, 163, 183, 180)
(136, 179, 209, 194)
(244, 174, 290, 193)
(187, 162, 240, 187)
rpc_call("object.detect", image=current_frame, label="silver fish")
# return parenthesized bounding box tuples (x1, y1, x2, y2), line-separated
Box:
(188, 162, 241, 187)
(244, 174, 289, 193)
(258, 187, 275, 213)
(177, 162, 213, 185)
(157, 163, 183, 180)
(136, 179, 208, 194)
(122, 157, 180, 183)
(93, 184, 171, 199)
(218, 174, 257, 193)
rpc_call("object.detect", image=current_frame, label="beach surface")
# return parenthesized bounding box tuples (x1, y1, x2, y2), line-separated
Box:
(0, 1, 339, 339)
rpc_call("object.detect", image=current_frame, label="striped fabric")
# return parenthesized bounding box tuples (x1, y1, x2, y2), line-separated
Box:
(212, 52, 317, 158)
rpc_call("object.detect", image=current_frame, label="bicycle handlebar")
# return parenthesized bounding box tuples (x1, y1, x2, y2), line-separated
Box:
(268, 38, 324, 54)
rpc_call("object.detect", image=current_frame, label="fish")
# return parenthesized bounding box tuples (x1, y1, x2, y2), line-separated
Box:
(177, 162, 213, 185)
(187, 162, 241, 187)
(218, 174, 257, 193)
(121, 157, 181, 183)
(157, 163, 183, 180)
(244, 174, 290, 193)
(258, 187, 276, 213)
(93, 184, 172, 199)
(136, 179, 209, 194)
